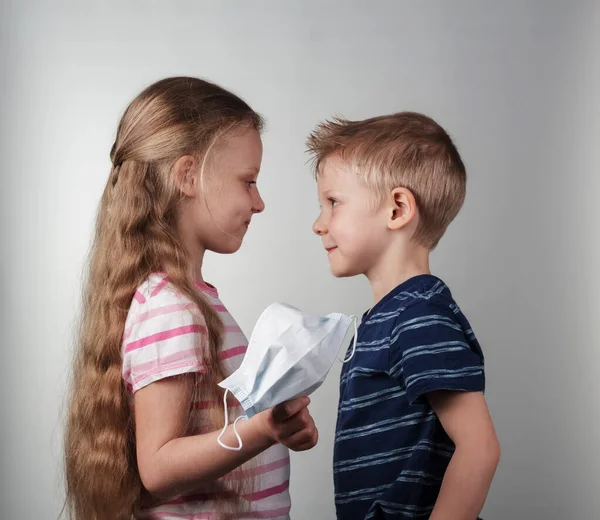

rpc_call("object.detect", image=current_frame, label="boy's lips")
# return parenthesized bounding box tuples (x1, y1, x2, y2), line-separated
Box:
(325, 246, 338, 254)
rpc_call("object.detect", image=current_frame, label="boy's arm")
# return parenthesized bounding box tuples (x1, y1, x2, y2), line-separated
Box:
(427, 391, 500, 520)
(384, 297, 495, 520)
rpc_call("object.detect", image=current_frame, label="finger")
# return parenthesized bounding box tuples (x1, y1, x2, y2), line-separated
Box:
(287, 426, 319, 451)
(284, 421, 317, 446)
(277, 408, 312, 439)
(272, 396, 310, 423)
(293, 438, 318, 452)
(297, 426, 318, 450)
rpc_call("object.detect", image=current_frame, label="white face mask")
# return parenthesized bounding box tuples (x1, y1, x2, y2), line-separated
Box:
(217, 302, 358, 451)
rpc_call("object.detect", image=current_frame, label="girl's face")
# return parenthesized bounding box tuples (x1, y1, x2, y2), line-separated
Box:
(180, 126, 265, 258)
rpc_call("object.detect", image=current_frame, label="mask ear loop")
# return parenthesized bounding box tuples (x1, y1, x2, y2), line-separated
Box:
(217, 389, 248, 451)
(340, 315, 359, 363)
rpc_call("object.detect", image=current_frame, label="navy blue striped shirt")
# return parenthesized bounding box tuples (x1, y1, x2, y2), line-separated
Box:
(334, 275, 485, 519)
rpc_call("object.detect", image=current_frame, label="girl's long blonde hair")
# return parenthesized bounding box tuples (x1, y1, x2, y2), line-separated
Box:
(64, 77, 264, 519)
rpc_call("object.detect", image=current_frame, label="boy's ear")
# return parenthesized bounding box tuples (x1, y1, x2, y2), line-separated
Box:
(172, 155, 199, 197)
(387, 187, 418, 231)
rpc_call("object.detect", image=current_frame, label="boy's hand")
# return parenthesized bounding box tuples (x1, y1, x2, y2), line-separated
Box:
(258, 396, 318, 451)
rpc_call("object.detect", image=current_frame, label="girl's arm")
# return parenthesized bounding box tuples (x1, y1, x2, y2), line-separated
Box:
(134, 373, 317, 499)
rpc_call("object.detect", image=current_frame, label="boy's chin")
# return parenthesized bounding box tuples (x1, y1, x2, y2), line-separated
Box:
(329, 262, 362, 278)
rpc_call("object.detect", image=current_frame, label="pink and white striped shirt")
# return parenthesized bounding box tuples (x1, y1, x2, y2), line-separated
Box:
(122, 273, 291, 520)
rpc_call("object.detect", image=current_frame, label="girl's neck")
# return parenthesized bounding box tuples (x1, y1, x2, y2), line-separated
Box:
(187, 245, 205, 284)
(176, 210, 207, 284)
(192, 263, 204, 284)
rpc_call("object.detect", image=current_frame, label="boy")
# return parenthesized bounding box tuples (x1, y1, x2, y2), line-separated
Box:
(307, 112, 500, 520)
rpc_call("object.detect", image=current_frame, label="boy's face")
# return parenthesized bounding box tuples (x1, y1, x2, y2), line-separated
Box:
(313, 155, 389, 278)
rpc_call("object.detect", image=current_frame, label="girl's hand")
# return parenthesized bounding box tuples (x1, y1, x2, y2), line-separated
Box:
(256, 396, 318, 451)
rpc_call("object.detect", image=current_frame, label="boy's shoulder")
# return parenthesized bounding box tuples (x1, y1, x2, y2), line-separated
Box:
(363, 275, 458, 326)
(393, 274, 455, 307)
(360, 275, 473, 357)
(394, 275, 466, 330)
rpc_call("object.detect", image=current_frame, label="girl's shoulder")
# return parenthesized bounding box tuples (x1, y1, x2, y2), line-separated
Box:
(135, 272, 188, 303)
(122, 273, 209, 392)
(126, 273, 207, 325)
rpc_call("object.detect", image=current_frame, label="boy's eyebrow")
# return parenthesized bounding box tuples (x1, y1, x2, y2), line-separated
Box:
(316, 189, 328, 205)
(317, 188, 330, 201)
(317, 188, 341, 205)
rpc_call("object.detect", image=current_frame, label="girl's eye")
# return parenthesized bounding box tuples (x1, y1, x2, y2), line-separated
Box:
(246, 181, 257, 189)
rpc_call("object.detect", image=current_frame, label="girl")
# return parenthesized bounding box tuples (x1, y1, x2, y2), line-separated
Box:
(64, 77, 317, 520)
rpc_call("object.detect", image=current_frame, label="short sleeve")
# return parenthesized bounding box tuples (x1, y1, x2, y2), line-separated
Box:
(122, 285, 207, 393)
(388, 299, 485, 405)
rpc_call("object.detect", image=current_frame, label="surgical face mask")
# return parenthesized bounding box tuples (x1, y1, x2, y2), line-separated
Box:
(217, 302, 358, 451)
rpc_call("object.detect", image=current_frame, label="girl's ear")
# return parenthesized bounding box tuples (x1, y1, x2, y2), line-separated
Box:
(172, 155, 199, 197)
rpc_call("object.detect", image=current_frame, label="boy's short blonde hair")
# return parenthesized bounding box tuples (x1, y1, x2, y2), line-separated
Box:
(306, 112, 466, 249)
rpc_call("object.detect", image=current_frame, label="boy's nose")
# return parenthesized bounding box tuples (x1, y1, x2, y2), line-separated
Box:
(312, 214, 327, 235)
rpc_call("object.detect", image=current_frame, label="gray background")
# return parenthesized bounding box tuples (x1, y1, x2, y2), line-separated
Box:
(1, 1, 599, 519)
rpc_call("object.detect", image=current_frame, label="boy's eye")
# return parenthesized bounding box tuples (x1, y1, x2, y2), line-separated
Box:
(329, 198, 339, 208)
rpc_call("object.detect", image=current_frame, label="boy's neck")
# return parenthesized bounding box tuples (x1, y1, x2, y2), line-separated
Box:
(366, 246, 431, 306)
